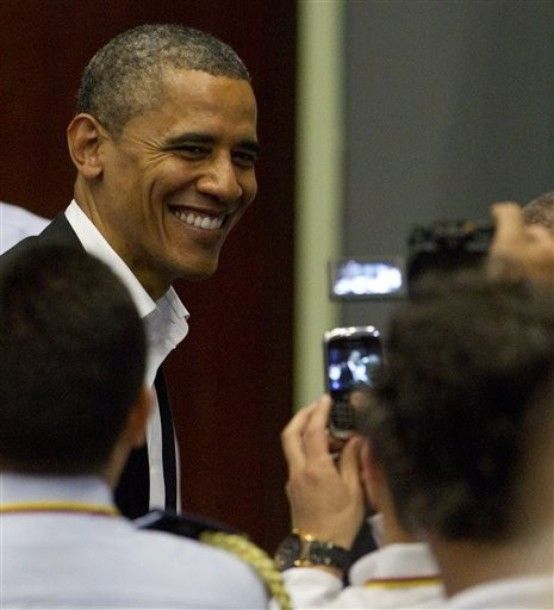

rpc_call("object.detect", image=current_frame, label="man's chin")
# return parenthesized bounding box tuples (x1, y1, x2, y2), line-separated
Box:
(173, 261, 219, 283)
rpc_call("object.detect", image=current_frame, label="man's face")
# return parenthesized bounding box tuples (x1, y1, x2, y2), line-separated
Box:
(95, 68, 259, 298)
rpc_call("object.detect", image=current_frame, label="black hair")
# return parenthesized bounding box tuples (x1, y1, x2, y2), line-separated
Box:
(360, 271, 554, 542)
(76, 23, 250, 135)
(0, 243, 146, 473)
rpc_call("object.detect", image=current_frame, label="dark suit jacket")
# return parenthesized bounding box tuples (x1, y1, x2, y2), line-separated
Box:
(1, 214, 174, 519)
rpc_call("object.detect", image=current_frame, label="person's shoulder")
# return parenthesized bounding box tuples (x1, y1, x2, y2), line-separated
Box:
(130, 510, 270, 606)
(0, 234, 40, 265)
(0, 215, 79, 263)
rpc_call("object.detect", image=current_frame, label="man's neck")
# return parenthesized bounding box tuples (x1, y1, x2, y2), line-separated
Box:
(429, 535, 549, 597)
(72, 187, 171, 300)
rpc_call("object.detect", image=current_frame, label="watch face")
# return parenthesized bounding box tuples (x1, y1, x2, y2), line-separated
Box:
(274, 534, 301, 571)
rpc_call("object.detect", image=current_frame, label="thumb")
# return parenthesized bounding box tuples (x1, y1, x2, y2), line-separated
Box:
(339, 435, 364, 488)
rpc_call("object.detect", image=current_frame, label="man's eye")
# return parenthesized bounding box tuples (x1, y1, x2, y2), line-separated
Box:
(233, 151, 258, 168)
(174, 145, 209, 157)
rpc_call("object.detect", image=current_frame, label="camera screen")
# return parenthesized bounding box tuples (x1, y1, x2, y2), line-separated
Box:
(327, 340, 381, 393)
(330, 258, 404, 299)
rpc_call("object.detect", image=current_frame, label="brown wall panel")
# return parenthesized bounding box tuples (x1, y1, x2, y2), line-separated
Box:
(1, 0, 296, 551)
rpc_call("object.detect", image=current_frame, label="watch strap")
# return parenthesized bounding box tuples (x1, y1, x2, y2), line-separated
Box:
(274, 529, 350, 572)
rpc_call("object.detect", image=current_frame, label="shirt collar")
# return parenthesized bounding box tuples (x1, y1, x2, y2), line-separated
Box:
(144, 288, 189, 386)
(0, 472, 113, 507)
(65, 201, 190, 386)
(64, 201, 162, 319)
(349, 542, 440, 585)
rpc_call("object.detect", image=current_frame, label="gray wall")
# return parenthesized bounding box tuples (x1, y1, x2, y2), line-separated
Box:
(341, 0, 553, 333)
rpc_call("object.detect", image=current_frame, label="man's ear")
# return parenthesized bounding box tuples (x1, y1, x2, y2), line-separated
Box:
(359, 439, 384, 510)
(125, 386, 153, 449)
(66, 113, 106, 179)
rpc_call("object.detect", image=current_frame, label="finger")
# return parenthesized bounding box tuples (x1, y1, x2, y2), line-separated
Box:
(338, 435, 364, 489)
(281, 400, 319, 470)
(490, 202, 525, 253)
(302, 395, 334, 462)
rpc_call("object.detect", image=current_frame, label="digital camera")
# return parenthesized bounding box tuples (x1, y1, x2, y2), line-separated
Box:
(329, 219, 494, 300)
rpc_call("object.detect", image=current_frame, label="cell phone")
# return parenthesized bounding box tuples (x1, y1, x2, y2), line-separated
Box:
(323, 326, 382, 439)
(329, 257, 406, 300)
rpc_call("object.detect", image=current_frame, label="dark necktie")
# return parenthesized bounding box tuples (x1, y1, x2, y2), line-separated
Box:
(154, 368, 178, 511)
(114, 368, 177, 517)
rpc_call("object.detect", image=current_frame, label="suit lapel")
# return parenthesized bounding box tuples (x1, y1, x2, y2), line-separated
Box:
(39, 214, 83, 247)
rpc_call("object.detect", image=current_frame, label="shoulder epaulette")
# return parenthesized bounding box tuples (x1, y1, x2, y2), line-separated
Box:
(135, 509, 292, 610)
(134, 508, 240, 539)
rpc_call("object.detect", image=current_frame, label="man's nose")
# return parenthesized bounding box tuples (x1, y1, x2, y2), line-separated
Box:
(196, 155, 243, 202)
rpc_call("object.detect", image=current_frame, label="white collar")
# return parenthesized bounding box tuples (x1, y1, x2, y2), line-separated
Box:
(447, 575, 554, 609)
(0, 471, 113, 507)
(349, 542, 440, 585)
(65, 200, 189, 322)
(64, 201, 190, 386)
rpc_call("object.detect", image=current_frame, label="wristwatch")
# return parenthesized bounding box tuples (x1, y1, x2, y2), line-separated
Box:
(274, 529, 350, 572)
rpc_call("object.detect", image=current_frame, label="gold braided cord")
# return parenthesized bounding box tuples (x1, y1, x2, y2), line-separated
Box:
(0, 501, 118, 516)
(200, 531, 292, 610)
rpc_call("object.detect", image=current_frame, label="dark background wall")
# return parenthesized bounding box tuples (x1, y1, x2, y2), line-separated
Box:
(342, 0, 553, 332)
(0, 0, 296, 552)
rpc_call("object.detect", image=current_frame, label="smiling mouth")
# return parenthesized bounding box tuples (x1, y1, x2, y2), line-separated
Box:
(169, 207, 228, 230)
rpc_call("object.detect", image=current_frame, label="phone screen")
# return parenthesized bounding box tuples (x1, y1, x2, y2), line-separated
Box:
(327, 339, 381, 395)
(324, 327, 382, 439)
(329, 258, 405, 299)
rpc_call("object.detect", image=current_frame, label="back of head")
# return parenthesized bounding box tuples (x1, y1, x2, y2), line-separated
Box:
(76, 23, 251, 135)
(522, 190, 554, 236)
(0, 243, 145, 474)
(363, 271, 554, 543)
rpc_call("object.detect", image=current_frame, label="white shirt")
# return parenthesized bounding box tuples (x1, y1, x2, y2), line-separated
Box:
(0, 472, 267, 609)
(0, 202, 49, 253)
(445, 576, 553, 609)
(65, 201, 189, 510)
(279, 541, 444, 609)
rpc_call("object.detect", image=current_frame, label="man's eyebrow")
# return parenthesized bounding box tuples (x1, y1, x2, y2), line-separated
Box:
(164, 132, 260, 156)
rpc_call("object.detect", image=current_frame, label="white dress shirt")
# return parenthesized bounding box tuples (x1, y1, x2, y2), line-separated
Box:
(0, 202, 49, 253)
(445, 576, 553, 609)
(0, 472, 267, 609)
(65, 201, 189, 510)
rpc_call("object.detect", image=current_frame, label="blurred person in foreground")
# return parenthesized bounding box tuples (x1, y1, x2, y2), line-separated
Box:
(0, 243, 270, 609)
(275, 202, 553, 609)
(364, 270, 553, 608)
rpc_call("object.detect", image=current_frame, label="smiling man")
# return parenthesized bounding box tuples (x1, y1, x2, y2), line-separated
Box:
(1, 24, 259, 519)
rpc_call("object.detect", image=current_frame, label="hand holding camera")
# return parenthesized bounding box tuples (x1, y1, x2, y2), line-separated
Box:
(280, 395, 367, 551)
(488, 202, 554, 284)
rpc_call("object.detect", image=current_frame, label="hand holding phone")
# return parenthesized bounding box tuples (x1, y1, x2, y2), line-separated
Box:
(323, 326, 382, 439)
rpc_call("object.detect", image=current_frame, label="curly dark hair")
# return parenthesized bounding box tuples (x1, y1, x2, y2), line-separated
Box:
(360, 271, 554, 542)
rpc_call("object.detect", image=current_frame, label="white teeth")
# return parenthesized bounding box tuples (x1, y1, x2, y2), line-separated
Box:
(172, 209, 224, 230)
